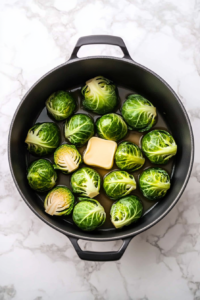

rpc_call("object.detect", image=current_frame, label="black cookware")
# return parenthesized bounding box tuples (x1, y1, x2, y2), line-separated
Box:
(8, 35, 194, 261)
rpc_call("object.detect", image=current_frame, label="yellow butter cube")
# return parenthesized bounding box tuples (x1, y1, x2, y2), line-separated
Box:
(83, 137, 117, 170)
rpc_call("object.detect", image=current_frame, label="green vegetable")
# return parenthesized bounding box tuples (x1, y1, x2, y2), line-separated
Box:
(139, 168, 170, 200)
(44, 186, 74, 216)
(103, 170, 136, 200)
(27, 159, 57, 192)
(65, 114, 94, 147)
(115, 142, 145, 171)
(96, 113, 127, 142)
(54, 144, 82, 174)
(81, 76, 118, 114)
(46, 90, 76, 121)
(121, 94, 156, 132)
(25, 122, 60, 156)
(110, 195, 143, 229)
(142, 130, 177, 164)
(71, 167, 101, 198)
(73, 198, 106, 231)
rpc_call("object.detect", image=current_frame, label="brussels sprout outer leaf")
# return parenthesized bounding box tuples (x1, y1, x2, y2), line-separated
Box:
(139, 168, 170, 200)
(27, 159, 57, 192)
(65, 114, 94, 147)
(25, 122, 60, 156)
(73, 198, 106, 231)
(142, 130, 177, 164)
(71, 167, 101, 198)
(81, 76, 118, 114)
(54, 144, 82, 174)
(111, 195, 143, 228)
(121, 94, 156, 132)
(115, 141, 145, 171)
(44, 186, 74, 216)
(103, 170, 136, 200)
(96, 113, 128, 142)
(46, 90, 76, 121)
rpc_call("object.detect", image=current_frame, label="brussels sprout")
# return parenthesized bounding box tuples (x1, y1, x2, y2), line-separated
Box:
(27, 159, 57, 192)
(54, 144, 82, 174)
(121, 94, 156, 132)
(73, 198, 106, 231)
(46, 90, 76, 121)
(44, 186, 74, 216)
(65, 114, 94, 147)
(25, 122, 60, 156)
(110, 195, 143, 229)
(96, 113, 128, 142)
(81, 76, 117, 114)
(71, 167, 101, 198)
(142, 130, 177, 164)
(115, 142, 145, 171)
(139, 168, 170, 200)
(103, 170, 136, 200)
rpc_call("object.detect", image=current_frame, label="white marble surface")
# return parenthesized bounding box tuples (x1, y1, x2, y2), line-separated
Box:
(0, 0, 200, 299)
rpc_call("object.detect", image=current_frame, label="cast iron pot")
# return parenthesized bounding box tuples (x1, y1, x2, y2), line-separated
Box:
(8, 35, 194, 261)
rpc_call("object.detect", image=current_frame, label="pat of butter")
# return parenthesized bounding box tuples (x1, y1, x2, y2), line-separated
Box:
(83, 137, 117, 169)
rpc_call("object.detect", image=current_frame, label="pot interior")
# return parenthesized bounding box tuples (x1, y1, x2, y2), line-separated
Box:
(9, 57, 193, 240)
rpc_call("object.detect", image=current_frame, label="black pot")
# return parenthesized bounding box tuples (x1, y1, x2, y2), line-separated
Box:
(8, 35, 194, 261)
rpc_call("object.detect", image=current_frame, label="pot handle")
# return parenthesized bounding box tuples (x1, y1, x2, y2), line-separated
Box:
(68, 236, 132, 261)
(70, 35, 132, 60)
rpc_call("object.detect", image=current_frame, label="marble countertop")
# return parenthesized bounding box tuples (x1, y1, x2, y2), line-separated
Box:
(1, 0, 200, 299)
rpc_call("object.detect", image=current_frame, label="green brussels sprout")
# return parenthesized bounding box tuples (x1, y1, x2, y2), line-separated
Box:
(141, 130, 177, 164)
(46, 90, 76, 121)
(65, 114, 94, 147)
(121, 94, 157, 132)
(27, 159, 57, 192)
(53, 144, 82, 174)
(103, 170, 136, 200)
(96, 113, 128, 142)
(110, 195, 143, 229)
(71, 167, 101, 198)
(73, 198, 106, 231)
(115, 142, 145, 171)
(81, 76, 118, 114)
(139, 168, 170, 200)
(25, 122, 60, 156)
(44, 186, 74, 216)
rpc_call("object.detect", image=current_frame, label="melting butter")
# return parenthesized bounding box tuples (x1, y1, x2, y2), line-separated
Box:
(83, 137, 117, 169)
